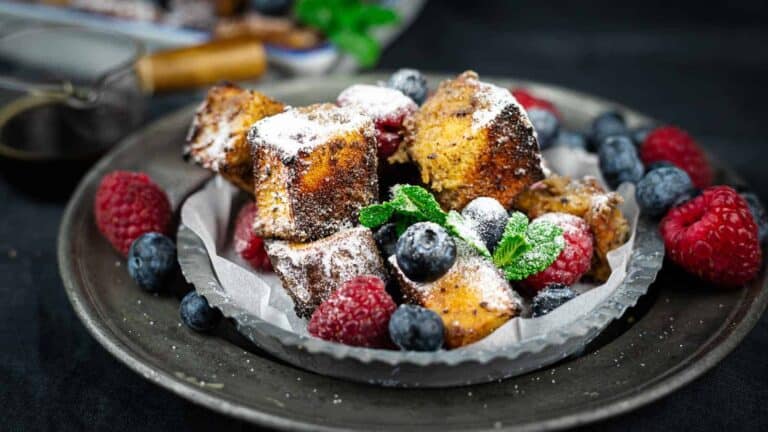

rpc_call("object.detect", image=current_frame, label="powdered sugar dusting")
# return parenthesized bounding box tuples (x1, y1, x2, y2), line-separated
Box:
(265, 227, 387, 318)
(469, 77, 533, 132)
(248, 104, 373, 160)
(337, 84, 417, 121)
(390, 242, 521, 312)
(533, 212, 588, 236)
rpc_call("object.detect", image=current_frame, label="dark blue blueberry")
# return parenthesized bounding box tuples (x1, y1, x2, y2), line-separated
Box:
(527, 107, 560, 150)
(646, 160, 675, 172)
(636, 166, 694, 217)
(461, 197, 508, 251)
(532, 284, 577, 317)
(554, 130, 587, 151)
(741, 192, 768, 244)
(388, 304, 444, 351)
(373, 222, 399, 258)
(180, 291, 222, 332)
(127, 232, 176, 293)
(598, 135, 644, 189)
(396, 222, 456, 282)
(249, 0, 293, 16)
(630, 125, 655, 147)
(386, 68, 428, 105)
(589, 111, 627, 149)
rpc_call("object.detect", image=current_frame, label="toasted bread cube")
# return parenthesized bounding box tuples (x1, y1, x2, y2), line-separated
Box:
(248, 103, 378, 241)
(185, 84, 285, 192)
(390, 244, 523, 348)
(265, 227, 388, 318)
(403, 71, 545, 210)
(513, 175, 630, 281)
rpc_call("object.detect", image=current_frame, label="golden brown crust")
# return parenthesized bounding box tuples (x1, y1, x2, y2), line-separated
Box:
(389, 246, 522, 349)
(249, 104, 379, 241)
(513, 175, 630, 281)
(185, 83, 285, 193)
(402, 71, 544, 210)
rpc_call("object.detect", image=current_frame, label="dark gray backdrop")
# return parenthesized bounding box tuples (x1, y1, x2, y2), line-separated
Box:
(2, 0, 767, 430)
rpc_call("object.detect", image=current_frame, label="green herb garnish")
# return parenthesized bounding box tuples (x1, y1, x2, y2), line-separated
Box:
(491, 212, 565, 281)
(295, 0, 399, 67)
(359, 185, 489, 257)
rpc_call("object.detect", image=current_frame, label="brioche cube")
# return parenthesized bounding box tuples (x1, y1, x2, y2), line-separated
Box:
(185, 83, 285, 192)
(403, 71, 545, 210)
(248, 103, 378, 241)
(265, 227, 388, 318)
(390, 243, 523, 348)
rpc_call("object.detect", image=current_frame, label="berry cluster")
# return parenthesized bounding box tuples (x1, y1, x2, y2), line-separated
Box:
(94, 171, 222, 333)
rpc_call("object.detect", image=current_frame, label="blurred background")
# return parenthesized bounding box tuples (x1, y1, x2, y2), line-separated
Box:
(1, 0, 767, 431)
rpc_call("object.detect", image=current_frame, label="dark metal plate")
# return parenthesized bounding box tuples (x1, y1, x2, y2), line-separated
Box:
(58, 74, 768, 431)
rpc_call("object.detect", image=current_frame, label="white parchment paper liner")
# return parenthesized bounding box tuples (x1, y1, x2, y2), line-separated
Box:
(178, 147, 664, 368)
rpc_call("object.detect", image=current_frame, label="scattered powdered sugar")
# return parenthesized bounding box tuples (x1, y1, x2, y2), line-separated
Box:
(202, 116, 234, 171)
(265, 227, 388, 317)
(337, 84, 417, 121)
(461, 197, 508, 249)
(390, 242, 521, 312)
(533, 212, 588, 236)
(469, 76, 533, 132)
(248, 104, 373, 160)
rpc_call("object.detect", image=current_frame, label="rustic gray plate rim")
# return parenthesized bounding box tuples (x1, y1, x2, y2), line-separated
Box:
(57, 73, 768, 431)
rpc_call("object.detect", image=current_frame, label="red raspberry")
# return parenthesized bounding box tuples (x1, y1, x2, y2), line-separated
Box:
(640, 126, 713, 189)
(660, 186, 762, 287)
(511, 88, 560, 117)
(233, 202, 272, 272)
(520, 213, 594, 295)
(308, 275, 396, 348)
(94, 171, 171, 255)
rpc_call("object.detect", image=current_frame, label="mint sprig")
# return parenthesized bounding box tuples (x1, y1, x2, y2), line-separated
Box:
(491, 212, 565, 281)
(295, 0, 399, 67)
(358, 185, 489, 256)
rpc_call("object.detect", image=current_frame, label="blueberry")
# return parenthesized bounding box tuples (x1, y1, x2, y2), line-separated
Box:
(591, 111, 626, 142)
(630, 125, 655, 146)
(554, 130, 587, 151)
(646, 160, 675, 172)
(396, 222, 456, 282)
(741, 192, 768, 244)
(386, 68, 428, 105)
(636, 166, 695, 217)
(532, 284, 577, 317)
(461, 197, 508, 251)
(249, 0, 293, 16)
(180, 291, 222, 332)
(373, 223, 399, 258)
(527, 108, 560, 150)
(598, 135, 644, 189)
(127, 232, 176, 293)
(388, 304, 444, 351)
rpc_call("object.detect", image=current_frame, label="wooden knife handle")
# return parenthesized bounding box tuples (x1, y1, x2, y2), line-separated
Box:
(135, 38, 267, 93)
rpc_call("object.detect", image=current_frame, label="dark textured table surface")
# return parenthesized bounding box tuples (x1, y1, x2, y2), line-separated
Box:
(2, 1, 767, 430)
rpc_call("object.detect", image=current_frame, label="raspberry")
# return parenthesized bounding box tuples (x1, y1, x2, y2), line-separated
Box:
(520, 213, 594, 295)
(640, 126, 713, 189)
(511, 88, 560, 117)
(308, 275, 396, 348)
(233, 202, 272, 272)
(660, 186, 762, 287)
(94, 171, 171, 255)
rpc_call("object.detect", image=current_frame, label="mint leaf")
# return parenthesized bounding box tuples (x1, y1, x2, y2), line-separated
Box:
(329, 30, 380, 68)
(445, 211, 491, 258)
(390, 185, 447, 225)
(357, 4, 399, 27)
(359, 203, 393, 228)
(492, 212, 531, 267)
(502, 220, 564, 281)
